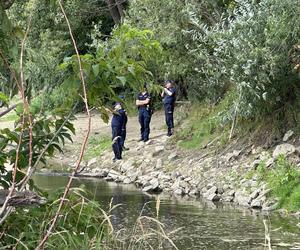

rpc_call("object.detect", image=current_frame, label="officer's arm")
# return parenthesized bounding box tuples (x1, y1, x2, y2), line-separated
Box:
(136, 99, 150, 106)
(164, 88, 174, 96)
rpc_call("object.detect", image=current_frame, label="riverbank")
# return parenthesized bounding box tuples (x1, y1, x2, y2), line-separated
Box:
(37, 108, 300, 218)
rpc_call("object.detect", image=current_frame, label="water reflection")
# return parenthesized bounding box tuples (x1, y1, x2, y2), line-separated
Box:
(33, 174, 300, 250)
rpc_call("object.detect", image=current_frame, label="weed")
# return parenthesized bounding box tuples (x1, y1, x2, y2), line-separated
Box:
(256, 156, 300, 211)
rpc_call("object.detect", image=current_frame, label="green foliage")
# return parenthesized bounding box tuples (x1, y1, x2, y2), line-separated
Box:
(59, 24, 162, 118)
(84, 135, 111, 161)
(0, 112, 75, 188)
(175, 92, 235, 149)
(257, 156, 300, 211)
(0, 188, 109, 249)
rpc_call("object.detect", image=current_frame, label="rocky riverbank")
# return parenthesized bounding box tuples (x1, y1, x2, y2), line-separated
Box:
(74, 126, 300, 217)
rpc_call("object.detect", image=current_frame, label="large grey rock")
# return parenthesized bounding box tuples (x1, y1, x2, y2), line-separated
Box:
(152, 146, 165, 156)
(174, 188, 183, 196)
(250, 189, 260, 200)
(273, 143, 295, 158)
(250, 199, 262, 209)
(168, 152, 178, 161)
(123, 177, 132, 184)
(283, 130, 294, 142)
(120, 160, 134, 173)
(206, 193, 221, 202)
(203, 186, 218, 200)
(234, 192, 250, 207)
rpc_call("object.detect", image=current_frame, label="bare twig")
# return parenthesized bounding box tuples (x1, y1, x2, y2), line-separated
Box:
(35, 1, 91, 248)
(0, 104, 18, 118)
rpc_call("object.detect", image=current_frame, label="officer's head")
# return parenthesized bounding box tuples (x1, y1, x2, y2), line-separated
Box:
(114, 102, 122, 110)
(164, 80, 173, 89)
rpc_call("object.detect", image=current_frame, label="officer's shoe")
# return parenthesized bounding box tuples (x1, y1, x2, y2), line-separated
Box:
(112, 157, 122, 162)
(122, 146, 129, 151)
(138, 138, 144, 142)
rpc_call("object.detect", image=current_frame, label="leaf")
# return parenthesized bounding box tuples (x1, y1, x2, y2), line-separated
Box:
(92, 64, 100, 77)
(116, 76, 127, 86)
(0, 92, 9, 105)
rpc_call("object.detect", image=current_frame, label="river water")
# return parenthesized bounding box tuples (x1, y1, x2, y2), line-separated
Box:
(33, 174, 300, 250)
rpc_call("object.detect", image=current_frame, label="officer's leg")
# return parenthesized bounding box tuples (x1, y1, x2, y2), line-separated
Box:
(112, 126, 120, 159)
(166, 104, 173, 135)
(170, 105, 175, 129)
(139, 110, 145, 140)
(143, 111, 151, 141)
(120, 129, 126, 148)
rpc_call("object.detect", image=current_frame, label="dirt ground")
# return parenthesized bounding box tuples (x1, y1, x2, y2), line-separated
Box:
(0, 110, 167, 167)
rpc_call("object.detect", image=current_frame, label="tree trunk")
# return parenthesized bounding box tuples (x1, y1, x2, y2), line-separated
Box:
(106, 0, 121, 24)
(116, 0, 124, 19)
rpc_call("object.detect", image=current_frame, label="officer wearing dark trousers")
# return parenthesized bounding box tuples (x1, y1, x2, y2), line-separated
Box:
(136, 86, 152, 142)
(161, 80, 176, 136)
(118, 95, 128, 151)
(111, 103, 126, 162)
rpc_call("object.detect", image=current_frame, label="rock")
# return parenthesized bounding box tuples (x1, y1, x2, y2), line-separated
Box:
(265, 158, 274, 168)
(87, 157, 97, 167)
(123, 177, 132, 184)
(189, 189, 200, 196)
(283, 130, 294, 142)
(250, 189, 260, 200)
(168, 152, 178, 161)
(149, 178, 159, 189)
(155, 158, 163, 169)
(234, 192, 250, 207)
(203, 186, 218, 200)
(225, 150, 242, 162)
(206, 193, 221, 202)
(273, 143, 295, 158)
(120, 160, 134, 173)
(174, 188, 183, 196)
(250, 199, 262, 209)
(152, 146, 165, 156)
(262, 202, 278, 211)
(145, 139, 155, 145)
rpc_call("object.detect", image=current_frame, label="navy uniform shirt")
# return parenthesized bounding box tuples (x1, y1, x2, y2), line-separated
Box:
(137, 92, 151, 110)
(112, 108, 126, 127)
(163, 87, 176, 105)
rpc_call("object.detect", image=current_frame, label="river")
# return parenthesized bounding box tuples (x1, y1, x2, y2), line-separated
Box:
(33, 174, 300, 250)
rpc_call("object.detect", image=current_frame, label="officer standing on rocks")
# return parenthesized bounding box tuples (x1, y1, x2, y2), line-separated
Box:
(161, 80, 176, 136)
(136, 83, 152, 142)
(111, 102, 127, 162)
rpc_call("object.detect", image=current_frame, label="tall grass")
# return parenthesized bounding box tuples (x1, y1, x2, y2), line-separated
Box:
(257, 156, 300, 212)
(0, 189, 179, 249)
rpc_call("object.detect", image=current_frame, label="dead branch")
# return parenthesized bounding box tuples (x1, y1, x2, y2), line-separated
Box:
(35, 1, 92, 248)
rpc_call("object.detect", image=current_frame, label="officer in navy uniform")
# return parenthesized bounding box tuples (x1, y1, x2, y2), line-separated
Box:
(136, 84, 152, 142)
(118, 96, 129, 151)
(111, 102, 126, 162)
(161, 80, 176, 136)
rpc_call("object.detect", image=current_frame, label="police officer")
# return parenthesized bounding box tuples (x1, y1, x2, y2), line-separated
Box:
(161, 80, 176, 136)
(118, 96, 129, 151)
(111, 102, 126, 162)
(136, 83, 152, 142)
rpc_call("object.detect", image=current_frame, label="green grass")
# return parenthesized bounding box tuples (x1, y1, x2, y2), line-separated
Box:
(257, 156, 300, 212)
(84, 135, 111, 161)
(174, 92, 234, 150)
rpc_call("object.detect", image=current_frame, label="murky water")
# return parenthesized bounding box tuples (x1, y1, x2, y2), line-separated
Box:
(33, 174, 300, 250)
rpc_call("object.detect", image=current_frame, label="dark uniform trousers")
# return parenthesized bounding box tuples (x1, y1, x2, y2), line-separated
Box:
(112, 126, 122, 159)
(120, 128, 126, 148)
(164, 103, 174, 133)
(138, 108, 151, 141)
